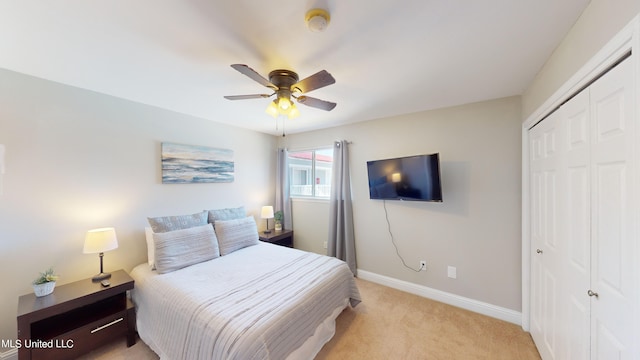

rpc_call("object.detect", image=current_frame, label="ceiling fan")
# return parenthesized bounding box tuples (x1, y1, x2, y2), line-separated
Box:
(224, 64, 336, 119)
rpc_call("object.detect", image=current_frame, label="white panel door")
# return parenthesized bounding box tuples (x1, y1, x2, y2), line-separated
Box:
(588, 58, 637, 359)
(530, 109, 566, 360)
(531, 89, 591, 360)
(529, 57, 638, 360)
(562, 89, 592, 360)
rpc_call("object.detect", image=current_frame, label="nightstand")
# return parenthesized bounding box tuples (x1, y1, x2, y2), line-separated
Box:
(17, 270, 135, 360)
(259, 229, 294, 248)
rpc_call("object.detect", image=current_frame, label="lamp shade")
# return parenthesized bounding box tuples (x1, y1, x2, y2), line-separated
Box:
(261, 206, 274, 219)
(287, 103, 300, 119)
(265, 100, 279, 118)
(83, 227, 118, 254)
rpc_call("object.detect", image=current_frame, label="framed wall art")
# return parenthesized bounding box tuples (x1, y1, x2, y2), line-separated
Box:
(161, 142, 234, 184)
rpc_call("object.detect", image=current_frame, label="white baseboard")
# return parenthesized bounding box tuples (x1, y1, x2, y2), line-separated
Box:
(357, 269, 522, 326)
(0, 348, 17, 360)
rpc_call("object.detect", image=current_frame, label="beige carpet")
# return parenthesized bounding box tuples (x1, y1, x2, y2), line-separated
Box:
(79, 279, 540, 360)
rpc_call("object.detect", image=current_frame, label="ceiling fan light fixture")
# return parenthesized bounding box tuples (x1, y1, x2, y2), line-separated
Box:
(305, 8, 330, 32)
(265, 100, 279, 118)
(277, 97, 292, 111)
(267, 97, 299, 118)
(288, 104, 300, 119)
(225, 64, 337, 120)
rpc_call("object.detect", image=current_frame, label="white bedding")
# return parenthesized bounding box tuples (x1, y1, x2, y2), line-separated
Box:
(131, 242, 360, 360)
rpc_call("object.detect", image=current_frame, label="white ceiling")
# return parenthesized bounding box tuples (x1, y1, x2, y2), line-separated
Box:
(0, 0, 590, 135)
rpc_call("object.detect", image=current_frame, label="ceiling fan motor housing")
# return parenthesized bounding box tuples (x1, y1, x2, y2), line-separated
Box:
(269, 70, 299, 90)
(269, 69, 299, 109)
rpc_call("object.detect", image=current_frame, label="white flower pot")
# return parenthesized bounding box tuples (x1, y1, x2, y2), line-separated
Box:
(33, 282, 56, 297)
(275, 222, 282, 231)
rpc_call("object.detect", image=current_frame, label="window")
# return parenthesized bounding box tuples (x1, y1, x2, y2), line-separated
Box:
(288, 148, 333, 198)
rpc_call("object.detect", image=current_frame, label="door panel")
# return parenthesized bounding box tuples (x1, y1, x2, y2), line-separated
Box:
(589, 58, 635, 359)
(595, 162, 625, 292)
(530, 111, 564, 360)
(563, 90, 592, 360)
(567, 297, 590, 359)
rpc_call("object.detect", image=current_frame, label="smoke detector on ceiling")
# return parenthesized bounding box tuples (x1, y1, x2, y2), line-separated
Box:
(305, 8, 330, 32)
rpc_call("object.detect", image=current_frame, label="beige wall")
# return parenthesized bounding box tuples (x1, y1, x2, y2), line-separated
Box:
(3, 1, 636, 348)
(0, 69, 276, 350)
(522, 0, 640, 119)
(280, 96, 523, 311)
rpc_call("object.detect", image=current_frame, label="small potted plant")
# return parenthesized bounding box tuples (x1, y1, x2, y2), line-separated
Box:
(274, 211, 284, 231)
(32, 267, 59, 297)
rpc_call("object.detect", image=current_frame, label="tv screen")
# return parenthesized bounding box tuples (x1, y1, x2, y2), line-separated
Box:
(367, 153, 443, 202)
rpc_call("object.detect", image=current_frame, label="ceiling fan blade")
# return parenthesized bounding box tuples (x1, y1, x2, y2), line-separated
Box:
(224, 94, 272, 100)
(292, 70, 335, 93)
(230, 64, 277, 90)
(296, 96, 336, 111)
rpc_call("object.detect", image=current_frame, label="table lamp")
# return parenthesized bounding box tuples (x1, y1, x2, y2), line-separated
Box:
(84, 227, 118, 281)
(261, 206, 274, 234)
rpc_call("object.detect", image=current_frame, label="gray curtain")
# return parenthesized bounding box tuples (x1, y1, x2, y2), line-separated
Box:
(328, 140, 357, 275)
(275, 148, 292, 230)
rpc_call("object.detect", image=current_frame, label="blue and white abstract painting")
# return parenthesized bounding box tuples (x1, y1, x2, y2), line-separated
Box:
(161, 142, 234, 184)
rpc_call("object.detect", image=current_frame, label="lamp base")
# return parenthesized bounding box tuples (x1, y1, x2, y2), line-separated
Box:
(263, 230, 272, 234)
(91, 272, 112, 282)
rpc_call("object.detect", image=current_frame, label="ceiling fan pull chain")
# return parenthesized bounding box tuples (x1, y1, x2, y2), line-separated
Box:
(281, 114, 286, 137)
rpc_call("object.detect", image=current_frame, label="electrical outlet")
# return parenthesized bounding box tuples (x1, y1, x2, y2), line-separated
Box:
(448, 266, 457, 279)
(323, 241, 327, 249)
(419, 260, 427, 271)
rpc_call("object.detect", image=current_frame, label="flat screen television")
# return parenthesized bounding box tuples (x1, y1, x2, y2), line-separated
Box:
(366, 153, 443, 202)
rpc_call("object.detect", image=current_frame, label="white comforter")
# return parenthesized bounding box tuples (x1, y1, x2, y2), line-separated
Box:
(131, 242, 360, 360)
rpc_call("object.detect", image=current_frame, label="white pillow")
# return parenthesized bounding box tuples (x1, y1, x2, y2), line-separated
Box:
(214, 216, 259, 256)
(145, 227, 156, 269)
(153, 224, 220, 274)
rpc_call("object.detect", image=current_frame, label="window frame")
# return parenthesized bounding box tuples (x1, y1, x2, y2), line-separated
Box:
(288, 147, 333, 199)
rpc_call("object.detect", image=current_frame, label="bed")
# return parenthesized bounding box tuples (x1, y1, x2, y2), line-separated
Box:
(131, 213, 360, 360)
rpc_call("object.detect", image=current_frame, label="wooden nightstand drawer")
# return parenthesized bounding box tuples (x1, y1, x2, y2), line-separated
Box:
(31, 310, 127, 360)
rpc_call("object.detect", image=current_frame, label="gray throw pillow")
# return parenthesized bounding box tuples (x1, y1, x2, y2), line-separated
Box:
(207, 206, 246, 224)
(153, 224, 220, 274)
(214, 216, 259, 256)
(148, 210, 208, 233)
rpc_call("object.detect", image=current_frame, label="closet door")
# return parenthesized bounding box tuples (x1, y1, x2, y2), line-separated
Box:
(562, 89, 591, 360)
(529, 108, 566, 360)
(530, 57, 638, 360)
(530, 89, 591, 360)
(588, 58, 636, 359)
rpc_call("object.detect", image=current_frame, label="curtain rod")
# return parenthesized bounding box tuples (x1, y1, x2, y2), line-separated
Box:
(334, 140, 353, 147)
(280, 140, 352, 152)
